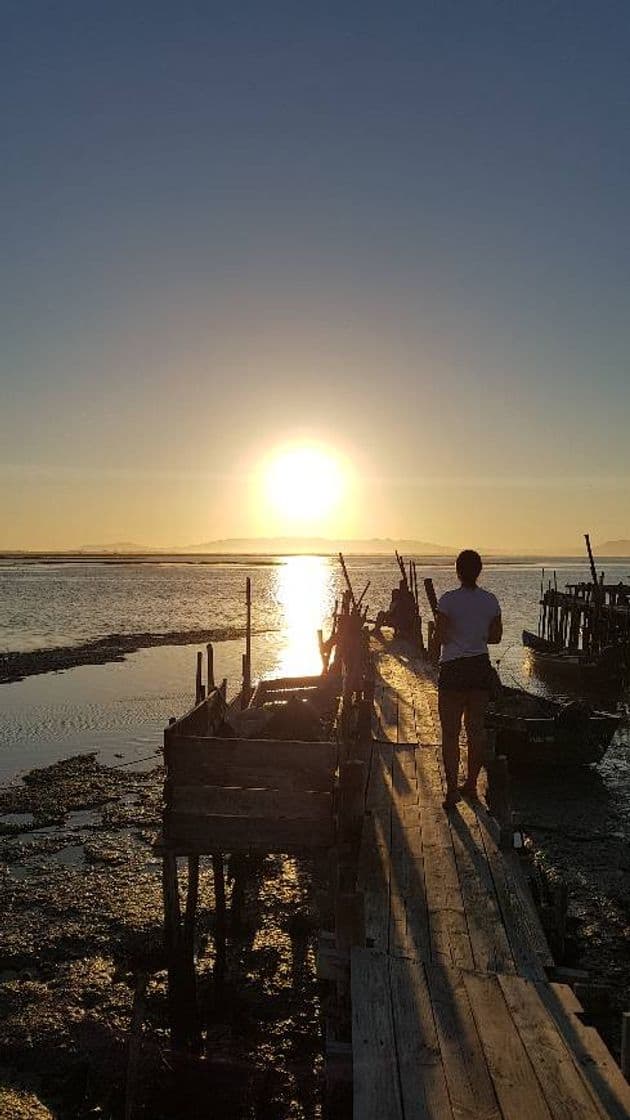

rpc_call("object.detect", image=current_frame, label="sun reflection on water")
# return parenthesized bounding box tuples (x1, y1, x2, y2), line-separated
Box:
(270, 556, 336, 677)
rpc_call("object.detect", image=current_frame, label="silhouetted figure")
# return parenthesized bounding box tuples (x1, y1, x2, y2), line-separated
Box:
(435, 550, 502, 811)
(373, 579, 417, 639)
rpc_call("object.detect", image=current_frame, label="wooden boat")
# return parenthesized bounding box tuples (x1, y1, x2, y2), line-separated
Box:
(522, 629, 627, 690)
(521, 536, 630, 692)
(488, 681, 620, 769)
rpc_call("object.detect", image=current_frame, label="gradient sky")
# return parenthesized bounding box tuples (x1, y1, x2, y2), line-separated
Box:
(2, 1, 630, 551)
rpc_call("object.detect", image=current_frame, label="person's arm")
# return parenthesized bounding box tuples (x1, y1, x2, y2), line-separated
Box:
(488, 612, 503, 644)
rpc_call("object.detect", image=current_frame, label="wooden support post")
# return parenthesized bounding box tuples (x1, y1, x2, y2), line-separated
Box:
(207, 642, 214, 691)
(195, 651, 203, 705)
(162, 852, 200, 1052)
(335, 890, 365, 951)
(339, 759, 366, 845)
(212, 852, 227, 994)
(486, 755, 512, 849)
(220, 677, 228, 700)
(184, 855, 199, 948)
(244, 576, 252, 705)
(621, 1012, 630, 1081)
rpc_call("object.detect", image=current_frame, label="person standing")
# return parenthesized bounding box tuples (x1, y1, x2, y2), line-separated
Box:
(435, 550, 502, 810)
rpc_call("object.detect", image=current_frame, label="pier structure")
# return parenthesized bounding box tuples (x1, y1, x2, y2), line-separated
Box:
(333, 640, 630, 1120)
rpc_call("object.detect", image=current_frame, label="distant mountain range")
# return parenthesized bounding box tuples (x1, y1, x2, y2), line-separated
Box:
(40, 536, 630, 559)
(76, 537, 458, 556)
(596, 540, 630, 557)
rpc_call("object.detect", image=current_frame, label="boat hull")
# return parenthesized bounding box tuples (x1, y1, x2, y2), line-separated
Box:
(488, 685, 620, 769)
(522, 630, 626, 690)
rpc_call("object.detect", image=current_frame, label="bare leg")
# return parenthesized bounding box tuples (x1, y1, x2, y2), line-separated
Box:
(438, 690, 465, 798)
(463, 690, 489, 790)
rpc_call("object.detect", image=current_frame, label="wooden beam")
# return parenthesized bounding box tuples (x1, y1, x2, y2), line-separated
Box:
(170, 786, 332, 821)
(166, 736, 338, 791)
(165, 812, 334, 852)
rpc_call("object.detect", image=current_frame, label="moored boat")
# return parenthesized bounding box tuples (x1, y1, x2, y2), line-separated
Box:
(488, 681, 621, 769)
(522, 629, 627, 691)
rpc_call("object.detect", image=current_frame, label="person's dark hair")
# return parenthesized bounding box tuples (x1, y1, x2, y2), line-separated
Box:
(456, 549, 482, 588)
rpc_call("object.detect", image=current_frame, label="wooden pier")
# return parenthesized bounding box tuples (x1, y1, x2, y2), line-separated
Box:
(343, 640, 630, 1120)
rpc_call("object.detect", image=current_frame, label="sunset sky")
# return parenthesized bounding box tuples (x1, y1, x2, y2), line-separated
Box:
(2, 3, 630, 551)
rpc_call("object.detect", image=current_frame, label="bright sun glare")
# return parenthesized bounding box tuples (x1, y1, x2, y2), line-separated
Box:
(263, 444, 348, 527)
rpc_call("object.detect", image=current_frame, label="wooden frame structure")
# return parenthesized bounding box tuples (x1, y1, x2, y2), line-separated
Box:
(160, 628, 374, 1059)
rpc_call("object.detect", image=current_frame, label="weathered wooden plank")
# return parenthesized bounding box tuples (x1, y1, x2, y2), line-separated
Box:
(449, 801, 515, 974)
(165, 813, 333, 852)
(426, 963, 501, 1120)
(374, 679, 398, 743)
(403, 855, 431, 961)
(358, 813, 391, 951)
(397, 694, 417, 743)
(390, 957, 454, 1119)
(498, 975, 607, 1120)
(170, 785, 332, 820)
(351, 949, 403, 1120)
(473, 802, 552, 978)
(166, 736, 337, 791)
(537, 983, 630, 1120)
(463, 971, 553, 1120)
(428, 907, 474, 970)
(366, 743, 394, 811)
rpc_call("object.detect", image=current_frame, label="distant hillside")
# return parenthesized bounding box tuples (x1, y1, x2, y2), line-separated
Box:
(78, 542, 149, 552)
(188, 537, 457, 556)
(597, 540, 630, 556)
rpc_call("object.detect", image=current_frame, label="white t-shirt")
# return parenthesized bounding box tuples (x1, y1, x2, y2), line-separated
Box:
(437, 586, 500, 664)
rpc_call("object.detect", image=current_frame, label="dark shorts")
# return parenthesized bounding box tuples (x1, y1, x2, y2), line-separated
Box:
(438, 653, 493, 692)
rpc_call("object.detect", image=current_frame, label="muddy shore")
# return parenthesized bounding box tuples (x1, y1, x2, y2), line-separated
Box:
(0, 755, 324, 1119)
(0, 628, 274, 685)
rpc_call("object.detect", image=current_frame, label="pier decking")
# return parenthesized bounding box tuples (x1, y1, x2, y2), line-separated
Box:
(351, 642, 630, 1120)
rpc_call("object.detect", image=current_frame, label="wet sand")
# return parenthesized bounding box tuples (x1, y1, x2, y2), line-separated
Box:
(0, 628, 273, 685)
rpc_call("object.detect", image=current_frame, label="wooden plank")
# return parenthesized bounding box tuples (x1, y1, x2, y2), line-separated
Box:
(537, 983, 630, 1120)
(428, 907, 474, 970)
(397, 694, 417, 743)
(170, 785, 332, 820)
(463, 971, 553, 1120)
(166, 736, 337, 791)
(398, 823, 431, 961)
(498, 975, 607, 1120)
(366, 743, 394, 811)
(413, 688, 438, 744)
(260, 673, 323, 690)
(358, 814, 391, 951)
(389, 957, 454, 1119)
(474, 803, 552, 978)
(426, 963, 501, 1120)
(165, 812, 333, 852)
(449, 801, 515, 974)
(351, 949, 403, 1120)
(420, 803, 473, 969)
(374, 678, 398, 742)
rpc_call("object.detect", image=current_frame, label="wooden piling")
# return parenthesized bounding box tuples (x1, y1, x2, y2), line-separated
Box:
(207, 642, 214, 691)
(195, 651, 203, 705)
(621, 1012, 630, 1081)
(212, 852, 227, 993)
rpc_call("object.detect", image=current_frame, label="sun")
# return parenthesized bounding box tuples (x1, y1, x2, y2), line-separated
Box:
(262, 443, 349, 529)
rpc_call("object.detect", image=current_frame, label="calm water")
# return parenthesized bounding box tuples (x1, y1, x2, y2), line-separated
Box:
(1, 554, 630, 784)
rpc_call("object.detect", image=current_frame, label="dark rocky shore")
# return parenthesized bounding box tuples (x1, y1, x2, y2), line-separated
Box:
(0, 628, 273, 685)
(0, 755, 323, 1120)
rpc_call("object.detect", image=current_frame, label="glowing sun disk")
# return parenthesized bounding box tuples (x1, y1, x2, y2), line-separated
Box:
(264, 445, 346, 523)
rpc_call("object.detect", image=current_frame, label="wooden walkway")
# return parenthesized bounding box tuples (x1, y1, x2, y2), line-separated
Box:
(351, 643, 630, 1120)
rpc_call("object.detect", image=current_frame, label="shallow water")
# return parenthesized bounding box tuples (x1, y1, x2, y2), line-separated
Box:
(2, 553, 629, 787)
